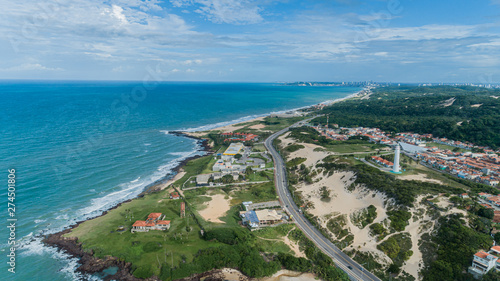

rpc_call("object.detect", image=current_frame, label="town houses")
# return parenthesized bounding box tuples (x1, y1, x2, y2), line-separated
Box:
(312, 125, 500, 187)
(131, 213, 171, 233)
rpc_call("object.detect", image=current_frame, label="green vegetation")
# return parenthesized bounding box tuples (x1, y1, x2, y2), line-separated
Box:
(173, 155, 214, 187)
(288, 228, 349, 281)
(421, 214, 493, 281)
(65, 190, 222, 279)
(318, 161, 464, 206)
(387, 209, 412, 232)
(377, 233, 413, 273)
(284, 144, 305, 153)
(350, 205, 377, 229)
(316, 85, 500, 149)
(261, 116, 306, 131)
(320, 186, 331, 202)
(231, 181, 277, 203)
(369, 223, 388, 239)
(288, 126, 386, 153)
(326, 215, 350, 240)
(286, 157, 307, 168)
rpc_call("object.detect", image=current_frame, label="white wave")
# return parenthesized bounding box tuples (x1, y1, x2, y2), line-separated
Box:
(169, 151, 193, 156)
(159, 130, 169, 135)
(56, 214, 69, 220)
(34, 219, 46, 224)
(19, 237, 89, 280)
(176, 89, 363, 133)
(74, 146, 204, 221)
(144, 143, 151, 146)
(180, 113, 266, 132)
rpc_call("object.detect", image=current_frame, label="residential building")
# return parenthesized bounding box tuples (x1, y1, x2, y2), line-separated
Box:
(241, 209, 285, 229)
(170, 192, 180, 200)
(131, 213, 171, 232)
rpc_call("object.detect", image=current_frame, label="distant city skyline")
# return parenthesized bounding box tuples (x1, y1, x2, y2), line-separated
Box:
(2, 0, 500, 83)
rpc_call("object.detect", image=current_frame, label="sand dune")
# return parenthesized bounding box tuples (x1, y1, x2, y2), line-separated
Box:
(198, 194, 232, 223)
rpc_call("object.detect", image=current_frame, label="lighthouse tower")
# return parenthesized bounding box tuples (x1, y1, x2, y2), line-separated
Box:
(393, 144, 401, 173)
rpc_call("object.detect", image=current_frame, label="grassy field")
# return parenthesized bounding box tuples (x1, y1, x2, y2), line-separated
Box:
(65, 189, 223, 278)
(247, 170, 273, 182)
(325, 143, 385, 154)
(230, 181, 278, 205)
(426, 142, 468, 152)
(173, 155, 214, 187)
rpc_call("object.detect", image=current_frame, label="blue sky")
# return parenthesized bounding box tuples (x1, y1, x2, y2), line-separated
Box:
(2, 0, 500, 82)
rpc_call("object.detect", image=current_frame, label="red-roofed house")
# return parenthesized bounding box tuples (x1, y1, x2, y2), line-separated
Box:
(469, 251, 498, 277)
(132, 213, 171, 232)
(170, 192, 180, 200)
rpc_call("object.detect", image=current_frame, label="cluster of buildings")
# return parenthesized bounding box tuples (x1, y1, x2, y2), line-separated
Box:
(194, 142, 268, 187)
(416, 150, 500, 187)
(312, 125, 500, 187)
(479, 193, 500, 208)
(221, 132, 259, 143)
(371, 156, 394, 169)
(131, 213, 171, 233)
(240, 201, 287, 230)
(469, 246, 500, 278)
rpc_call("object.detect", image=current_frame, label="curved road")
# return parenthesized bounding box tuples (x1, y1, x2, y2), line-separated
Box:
(264, 119, 381, 281)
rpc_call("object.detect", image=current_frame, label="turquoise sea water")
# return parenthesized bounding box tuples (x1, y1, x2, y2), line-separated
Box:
(0, 81, 360, 280)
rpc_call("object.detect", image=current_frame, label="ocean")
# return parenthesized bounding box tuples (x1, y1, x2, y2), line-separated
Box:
(0, 81, 360, 280)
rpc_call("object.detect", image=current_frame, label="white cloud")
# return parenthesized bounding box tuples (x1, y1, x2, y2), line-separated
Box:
(1, 63, 64, 72)
(170, 0, 263, 24)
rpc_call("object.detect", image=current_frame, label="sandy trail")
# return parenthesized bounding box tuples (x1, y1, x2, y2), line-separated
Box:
(256, 227, 306, 258)
(398, 173, 444, 185)
(198, 194, 232, 223)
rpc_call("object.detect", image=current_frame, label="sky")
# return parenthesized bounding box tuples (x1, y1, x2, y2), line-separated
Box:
(1, 0, 500, 83)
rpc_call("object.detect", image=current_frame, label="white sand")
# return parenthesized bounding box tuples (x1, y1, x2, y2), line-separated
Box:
(288, 142, 331, 167)
(441, 97, 456, 107)
(250, 124, 266, 130)
(297, 170, 392, 263)
(219, 268, 318, 281)
(397, 173, 444, 185)
(401, 195, 434, 279)
(160, 170, 186, 190)
(283, 234, 306, 258)
(198, 194, 232, 223)
(210, 117, 266, 132)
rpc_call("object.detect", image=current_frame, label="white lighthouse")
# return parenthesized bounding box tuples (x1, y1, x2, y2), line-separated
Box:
(393, 144, 401, 173)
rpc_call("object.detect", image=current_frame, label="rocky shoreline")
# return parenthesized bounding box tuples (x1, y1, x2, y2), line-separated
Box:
(42, 133, 213, 280)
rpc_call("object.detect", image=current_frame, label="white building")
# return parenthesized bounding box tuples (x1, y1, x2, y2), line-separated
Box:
(468, 249, 500, 278)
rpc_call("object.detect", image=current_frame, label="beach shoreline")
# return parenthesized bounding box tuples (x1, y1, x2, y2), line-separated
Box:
(42, 87, 365, 280)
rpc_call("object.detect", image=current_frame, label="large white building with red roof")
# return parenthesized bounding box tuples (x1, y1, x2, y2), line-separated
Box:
(469, 246, 500, 278)
(131, 212, 171, 233)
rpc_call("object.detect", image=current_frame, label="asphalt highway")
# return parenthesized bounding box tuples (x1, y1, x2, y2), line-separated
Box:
(264, 119, 381, 281)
